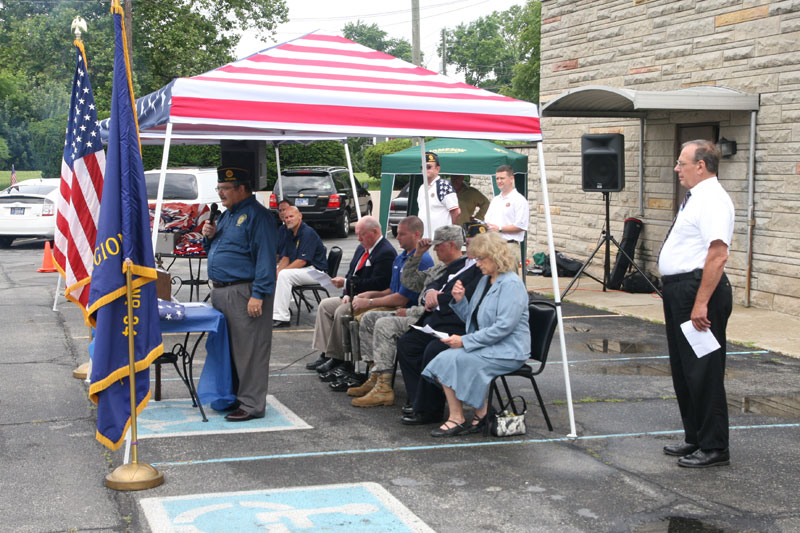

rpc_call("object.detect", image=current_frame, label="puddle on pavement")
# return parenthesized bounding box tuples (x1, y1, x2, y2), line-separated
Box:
(730, 393, 800, 419)
(571, 338, 659, 354)
(636, 516, 727, 532)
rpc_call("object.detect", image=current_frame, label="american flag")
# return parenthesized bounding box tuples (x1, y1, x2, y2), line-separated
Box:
(10, 164, 17, 186)
(54, 41, 105, 319)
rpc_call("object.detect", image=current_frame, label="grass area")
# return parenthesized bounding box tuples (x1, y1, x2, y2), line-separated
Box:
(356, 172, 383, 191)
(0, 170, 42, 190)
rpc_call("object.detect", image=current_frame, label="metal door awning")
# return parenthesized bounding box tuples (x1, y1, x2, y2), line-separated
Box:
(541, 85, 759, 117)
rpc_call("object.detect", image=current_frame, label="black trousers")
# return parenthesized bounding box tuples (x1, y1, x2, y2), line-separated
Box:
(396, 328, 449, 415)
(662, 274, 732, 450)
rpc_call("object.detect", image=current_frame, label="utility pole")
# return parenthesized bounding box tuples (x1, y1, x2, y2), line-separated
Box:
(441, 28, 447, 75)
(411, 0, 421, 66)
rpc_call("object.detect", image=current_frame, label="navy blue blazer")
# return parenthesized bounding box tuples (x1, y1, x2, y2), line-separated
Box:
(344, 236, 397, 297)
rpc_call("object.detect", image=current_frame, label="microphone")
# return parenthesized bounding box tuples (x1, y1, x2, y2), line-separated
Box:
(209, 202, 220, 224)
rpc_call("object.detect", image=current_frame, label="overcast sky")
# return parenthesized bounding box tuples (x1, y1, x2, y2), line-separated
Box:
(236, 0, 524, 74)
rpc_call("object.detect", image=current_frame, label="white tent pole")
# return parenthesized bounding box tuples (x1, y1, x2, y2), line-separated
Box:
(52, 274, 62, 311)
(343, 140, 362, 219)
(419, 140, 433, 238)
(151, 122, 173, 253)
(537, 142, 577, 438)
(275, 144, 284, 200)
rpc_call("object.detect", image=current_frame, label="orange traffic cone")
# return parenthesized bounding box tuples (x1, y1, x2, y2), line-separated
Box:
(37, 241, 58, 273)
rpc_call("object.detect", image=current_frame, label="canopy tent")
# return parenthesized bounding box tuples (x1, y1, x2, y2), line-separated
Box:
(103, 31, 577, 436)
(377, 138, 528, 233)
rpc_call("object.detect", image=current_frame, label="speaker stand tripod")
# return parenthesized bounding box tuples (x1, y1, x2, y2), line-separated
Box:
(560, 192, 661, 299)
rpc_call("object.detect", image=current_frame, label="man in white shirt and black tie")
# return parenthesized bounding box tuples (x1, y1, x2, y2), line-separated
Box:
(658, 140, 734, 468)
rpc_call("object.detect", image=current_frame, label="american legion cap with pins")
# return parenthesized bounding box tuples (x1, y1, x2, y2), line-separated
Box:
(425, 152, 440, 166)
(462, 221, 489, 239)
(217, 166, 250, 183)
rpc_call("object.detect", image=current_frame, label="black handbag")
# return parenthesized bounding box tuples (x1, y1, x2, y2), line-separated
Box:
(486, 396, 528, 437)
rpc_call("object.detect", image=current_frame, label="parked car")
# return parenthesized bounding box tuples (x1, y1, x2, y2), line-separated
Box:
(144, 167, 220, 205)
(269, 166, 372, 238)
(0, 178, 60, 247)
(388, 183, 409, 237)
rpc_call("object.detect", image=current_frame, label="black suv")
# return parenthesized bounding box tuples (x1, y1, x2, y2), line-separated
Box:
(269, 166, 372, 238)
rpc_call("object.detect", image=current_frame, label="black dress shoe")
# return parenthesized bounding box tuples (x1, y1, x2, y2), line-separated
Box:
(401, 402, 414, 416)
(430, 419, 468, 438)
(224, 408, 263, 422)
(320, 366, 354, 382)
(678, 448, 730, 468)
(272, 320, 290, 328)
(316, 358, 342, 374)
(401, 411, 443, 425)
(663, 442, 699, 457)
(306, 354, 329, 370)
(329, 374, 365, 392)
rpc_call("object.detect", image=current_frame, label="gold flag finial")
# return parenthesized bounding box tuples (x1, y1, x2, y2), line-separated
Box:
(71, 16, 87, 40)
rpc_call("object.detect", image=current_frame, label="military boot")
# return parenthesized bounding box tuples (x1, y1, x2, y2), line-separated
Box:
(351, 372, 394, 407)
(347, 366, 377, 397)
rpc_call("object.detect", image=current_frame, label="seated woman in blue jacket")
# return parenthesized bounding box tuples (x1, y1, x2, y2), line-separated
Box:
(421, 231, 530, 437)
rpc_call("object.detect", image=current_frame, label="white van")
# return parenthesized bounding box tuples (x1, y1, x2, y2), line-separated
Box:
(144, 167, 219, 205)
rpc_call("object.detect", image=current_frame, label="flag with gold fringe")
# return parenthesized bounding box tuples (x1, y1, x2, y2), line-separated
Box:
(87, 1, 163, 450)
(53, 39, 105, 321)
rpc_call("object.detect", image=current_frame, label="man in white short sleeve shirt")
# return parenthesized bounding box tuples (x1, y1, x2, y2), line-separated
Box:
(416, 152, 460, 239)
(658, 139, 734, 469)
(484, 164, 529, 267)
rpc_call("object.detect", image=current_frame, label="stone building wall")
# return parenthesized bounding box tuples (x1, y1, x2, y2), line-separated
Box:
(528, 0, 800, 315)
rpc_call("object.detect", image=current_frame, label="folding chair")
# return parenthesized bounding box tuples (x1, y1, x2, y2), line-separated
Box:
(291, 246, 343, 325)
(488, 300, 558, 431)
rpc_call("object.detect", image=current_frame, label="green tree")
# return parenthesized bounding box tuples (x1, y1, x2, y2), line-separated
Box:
(363, 138, 412, 179)
(441, 1, 541, 103)
(343, 21, 415, 63)
(0, 0, 288, 173)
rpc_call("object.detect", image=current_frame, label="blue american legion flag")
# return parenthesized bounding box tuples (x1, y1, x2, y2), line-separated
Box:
(87, 2, 163, 450)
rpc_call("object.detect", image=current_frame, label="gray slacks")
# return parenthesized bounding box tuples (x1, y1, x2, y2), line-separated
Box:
(312, 296, 351, 359)
(211, 283, 274, 417)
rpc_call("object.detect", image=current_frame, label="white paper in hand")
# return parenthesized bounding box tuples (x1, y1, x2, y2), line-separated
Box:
(306, 268, 336, 293)
(680, 320, 721, 358)
(411, 324, 449, 339)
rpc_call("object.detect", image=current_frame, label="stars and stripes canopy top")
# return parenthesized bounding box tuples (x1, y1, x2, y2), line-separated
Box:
(100, 32, 542, 143)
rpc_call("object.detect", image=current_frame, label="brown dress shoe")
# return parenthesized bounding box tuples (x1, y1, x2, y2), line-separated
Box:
(225, 408, 259, 422)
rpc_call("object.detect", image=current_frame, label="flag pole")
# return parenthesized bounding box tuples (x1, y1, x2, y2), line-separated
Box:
(105, 258, 163, 491)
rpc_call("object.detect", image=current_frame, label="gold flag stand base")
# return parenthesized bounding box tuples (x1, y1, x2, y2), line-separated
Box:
(73, 362, 90, 380)
(106, 462, 164, 491)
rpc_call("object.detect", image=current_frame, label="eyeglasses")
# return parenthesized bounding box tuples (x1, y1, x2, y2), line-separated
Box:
(675, 159, 697, 167)
(425, 164, 435, 169)
(215, 185, 236, 192)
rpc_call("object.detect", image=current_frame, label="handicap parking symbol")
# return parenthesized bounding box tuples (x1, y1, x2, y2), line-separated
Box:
(140, 483, 434, 532)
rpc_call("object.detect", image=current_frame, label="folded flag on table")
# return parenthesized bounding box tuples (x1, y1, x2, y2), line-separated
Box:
(157, 299, 185, 321)
(86, 2, 163, 451)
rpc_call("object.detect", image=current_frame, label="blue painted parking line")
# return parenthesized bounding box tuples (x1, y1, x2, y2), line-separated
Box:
(140, 483, 434, 532)
(152, 422, 800, 467)
(567, 350, 768, 364)
(139, 395, 311, 439)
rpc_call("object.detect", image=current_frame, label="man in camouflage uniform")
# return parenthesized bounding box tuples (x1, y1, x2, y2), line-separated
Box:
(349, 225, 480, 408)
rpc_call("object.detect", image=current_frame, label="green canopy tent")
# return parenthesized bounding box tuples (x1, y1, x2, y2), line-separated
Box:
(378, 139, 529, 234)
(379, 138, 530, 272)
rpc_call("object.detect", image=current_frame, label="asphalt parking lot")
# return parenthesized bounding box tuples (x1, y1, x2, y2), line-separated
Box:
(1, 235, 799, 532)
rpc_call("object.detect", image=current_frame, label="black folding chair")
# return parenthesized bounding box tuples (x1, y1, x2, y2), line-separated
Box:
(488, 300, 558, 431)
(291, 246, 343, 325)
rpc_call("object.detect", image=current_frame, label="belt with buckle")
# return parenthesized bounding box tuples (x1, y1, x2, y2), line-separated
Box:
(211, 279, 253, 289)
(661, 269, 703, 285)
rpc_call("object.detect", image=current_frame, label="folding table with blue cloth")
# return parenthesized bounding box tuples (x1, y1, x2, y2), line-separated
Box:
(157, 301, 236, 421)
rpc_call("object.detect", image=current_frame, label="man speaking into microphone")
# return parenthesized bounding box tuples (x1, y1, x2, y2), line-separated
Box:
(202, 166, 277, 422)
